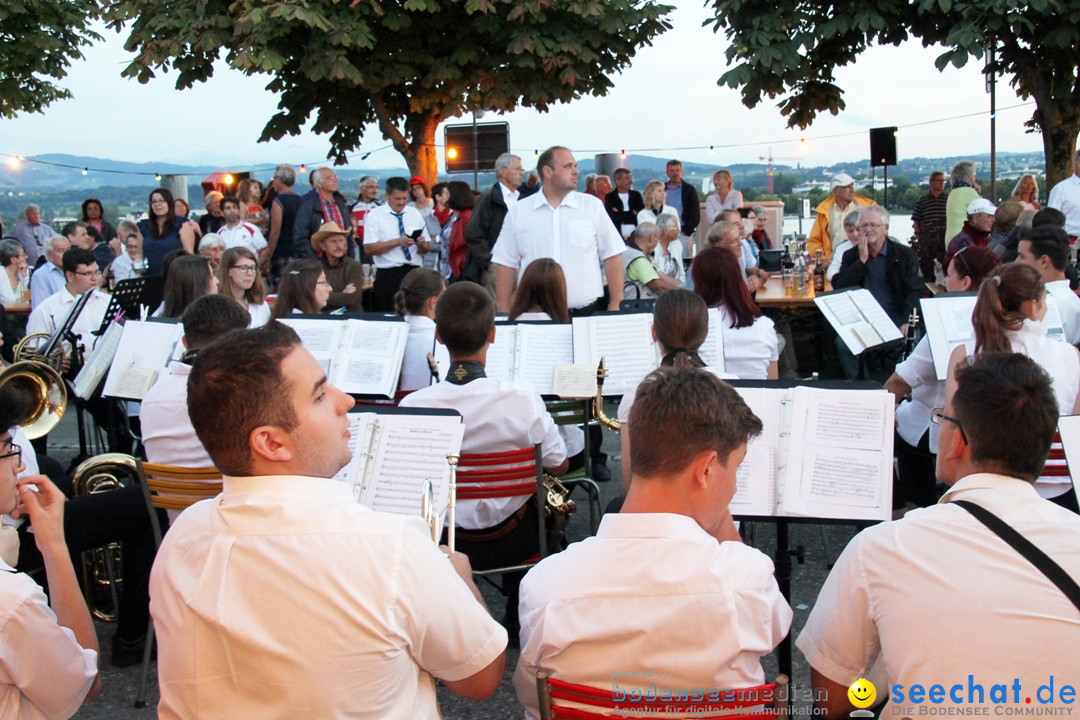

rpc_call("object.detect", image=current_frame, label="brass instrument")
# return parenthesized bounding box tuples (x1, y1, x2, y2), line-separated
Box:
(420, 479, 440, 544)
(593, 358, 621, 433)
(446, 452, 459, 553)
(13, 332, 65, 372)
(0, 361, 67, 439)
(71, 453, 140, 622)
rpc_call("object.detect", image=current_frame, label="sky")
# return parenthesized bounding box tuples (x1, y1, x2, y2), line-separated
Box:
(0, 1, 1051, 175)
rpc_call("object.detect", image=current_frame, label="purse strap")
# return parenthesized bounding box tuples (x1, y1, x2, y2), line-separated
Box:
(952, 499, 1080, 612)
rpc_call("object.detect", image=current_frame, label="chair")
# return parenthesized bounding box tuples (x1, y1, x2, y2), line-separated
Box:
(536, 670, 788, 720)
(454, 444, 548, 577)
(133, 461, 222, 709)
(544, 398, 602, 534)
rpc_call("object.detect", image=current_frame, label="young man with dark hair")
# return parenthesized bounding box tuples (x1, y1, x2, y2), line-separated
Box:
(153, 321, 505, 718)
(1017, 225, 1080, 344)
(363, 176, 432, 311)
(799, 352, 1080, 717)
(217, 194, 267, 260)
(514, 366, 790, 719)
(26, 247, 110, 363)
(141, 294, 251, 478)
(400, 282, 573, 637)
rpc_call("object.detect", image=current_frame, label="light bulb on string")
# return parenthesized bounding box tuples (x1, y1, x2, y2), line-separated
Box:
(82, 167, 88, 176)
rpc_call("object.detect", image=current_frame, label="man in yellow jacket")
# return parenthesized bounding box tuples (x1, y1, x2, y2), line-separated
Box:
(808, 173, 874, 261)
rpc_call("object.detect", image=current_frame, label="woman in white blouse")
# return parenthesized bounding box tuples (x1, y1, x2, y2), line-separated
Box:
(636, 180, 678, 225)
(218, 247, 271, 327)
(395, 267, 446, 391)
(0, 239, 28, 304)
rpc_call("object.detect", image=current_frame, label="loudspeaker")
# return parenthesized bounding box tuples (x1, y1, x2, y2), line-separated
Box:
(869, 127, 897, 167)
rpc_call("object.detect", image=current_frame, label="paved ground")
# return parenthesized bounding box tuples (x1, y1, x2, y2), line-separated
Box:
(45, 393, 863, 719)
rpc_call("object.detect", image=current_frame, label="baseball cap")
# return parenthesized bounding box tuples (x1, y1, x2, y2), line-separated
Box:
(966, 198, 997, 216)
(829, 173, 856, 191)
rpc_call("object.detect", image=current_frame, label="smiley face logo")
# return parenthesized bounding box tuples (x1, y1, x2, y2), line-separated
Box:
(848, 678, 877, 709)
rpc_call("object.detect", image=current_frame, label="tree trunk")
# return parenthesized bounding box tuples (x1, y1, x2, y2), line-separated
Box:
(1039, 116, 1080, 190)
(372, 96, 441, 188)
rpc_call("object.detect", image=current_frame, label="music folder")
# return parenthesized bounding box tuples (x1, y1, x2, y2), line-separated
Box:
(101, 318, 184, 400)
(814, 288, 903, 355)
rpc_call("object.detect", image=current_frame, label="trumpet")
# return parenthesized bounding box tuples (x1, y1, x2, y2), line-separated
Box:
(446, 452, 459, 553)
(0, 360, 67, 439)
(593, 358, 621, 433)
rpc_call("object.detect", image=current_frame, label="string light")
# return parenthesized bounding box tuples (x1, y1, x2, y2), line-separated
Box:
(81, 167, 88, 175)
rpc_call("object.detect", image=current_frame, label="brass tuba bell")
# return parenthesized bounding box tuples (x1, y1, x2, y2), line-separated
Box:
(0, 360, 67, 439)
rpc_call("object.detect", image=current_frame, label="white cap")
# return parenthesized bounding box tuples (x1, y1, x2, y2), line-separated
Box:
(966, 198, 996, 216)
(829, 173, 856, 191)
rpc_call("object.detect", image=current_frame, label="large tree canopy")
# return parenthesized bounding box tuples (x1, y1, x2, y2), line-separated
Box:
(0, 0, 101, 118)
(707, 0, 1080, 187)
(102, 0, 673, 184)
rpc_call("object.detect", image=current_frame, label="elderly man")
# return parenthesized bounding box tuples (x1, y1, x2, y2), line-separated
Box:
(266, 163, 303, 285)
(294, 167, 355, 261)
(706, 220, 770, 293)
(910, 171, 949, 278)
(944, 160, 981, 243)
(798, 352, 1080, 717)
(808, 172, 874, 261)
(28, 235, 69, 308)
(464, 152, 524, 294)
(10, 204, 59, 266)
(1048, 148, 1080, 241)
(313, 221, 365, 313)
(622, 223, 681, 299)
(594, 174, 612, 201)
(603, 167, 644, 239)
(493, 146, 625, 315)
(664, 159, 701, 238)
(943, 198, 995, 272)
(515, 366, 791, 719)
(364, 176, 431, 312)
(198, 191, 225, 237)
(1017, 225, 1080, 344)
(351, 175, 382, 248)
(704, 169, 744, 224)
(151, 321, 506, 718)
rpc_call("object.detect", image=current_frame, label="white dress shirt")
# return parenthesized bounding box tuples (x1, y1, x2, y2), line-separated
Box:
(400, 376, 566, 528)
(1046, 278, 1080, 345)
(246, 301, 271, 328)
(492, 191, 625, 309)
(1047, 174, 1080, 236)
(398, 314, 436, 392)
(715, 305, 778, 380)
(893, 336, 945, 451)
(797, 473, 1080, 716)
(26, 287, 109, 355)
(515, 512, 791, 720)
(151, 474, 506, 720)
(363, 204, 430, 270)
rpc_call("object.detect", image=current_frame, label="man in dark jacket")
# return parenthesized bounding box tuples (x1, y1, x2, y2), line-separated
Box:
(603, 167, 644, 239)
(293, 167, 356, 260)
(464, 153, 524, 296)
(665, 159, 701, 238)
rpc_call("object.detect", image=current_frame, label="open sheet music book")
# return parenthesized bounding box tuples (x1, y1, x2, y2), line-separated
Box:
(729, 385, 894, 521)
(332, 408, 464, 517)
(431, 321, 574, 394)
(102, 320, 184, 400)
(72, 320, 125, 399)
(280, 316, 409, 397)
(815, 288, 904, 355)
(920, 293, 1067, 380)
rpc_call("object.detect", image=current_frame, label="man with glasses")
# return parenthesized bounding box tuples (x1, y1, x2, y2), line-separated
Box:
(798, 352, 1080, 717)
(293, 167, 355, 261)
(832, 204, 923, 379)
(364, 176, 431, 311)
(26, 248, 110, 366)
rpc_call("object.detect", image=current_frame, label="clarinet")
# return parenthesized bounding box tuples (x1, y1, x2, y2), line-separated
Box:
(426, 352, 441, 382)
(901, 307, 921, 360)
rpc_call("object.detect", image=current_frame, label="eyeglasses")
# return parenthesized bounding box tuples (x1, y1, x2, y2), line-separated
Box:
(150, 198, 167, 205)
(859, 223, 884, 230)
(231, 264, 258, 274)
(0, 445, 21, 465)
(931, 408, 968, 444)
(72, 269, 101, 278)
(953, 245, 972, 278)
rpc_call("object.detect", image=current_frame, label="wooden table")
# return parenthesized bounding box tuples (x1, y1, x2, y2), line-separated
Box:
(755, 276, 830, 309)
(2, 302, 30, 317)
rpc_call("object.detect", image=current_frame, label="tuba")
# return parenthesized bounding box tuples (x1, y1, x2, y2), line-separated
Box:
(592, 358, 621, 433)
(71, 453, 140, 622)
(13, 332, 66, 373)
(0, 360, 67, 439)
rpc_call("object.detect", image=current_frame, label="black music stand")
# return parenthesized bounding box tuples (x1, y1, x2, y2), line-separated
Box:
(103, 276, 164, 328)
(727, 378, 886, 678)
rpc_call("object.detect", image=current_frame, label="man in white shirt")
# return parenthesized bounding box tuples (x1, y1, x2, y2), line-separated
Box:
(26, 248, 109, 362)
(1047, 148, 1080, 240)
(217, 194, 268, 259)
(493, 146, 625, 315)
(363, 176, 431, 312)
(1016, 225, 1080, 344)
(152, 321, 505, 719)
(28, 235, 69, 308)
(400, 283, 569, 638)
(798, 353, 1080, 717)
(141, 295, 251, 508)
(465, 152, 524, 294)
(515, 366, 791, 719)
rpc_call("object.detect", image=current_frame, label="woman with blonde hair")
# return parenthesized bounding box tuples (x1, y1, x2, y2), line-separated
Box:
(636, 180, 677, 225)
(1011, 174, 1041, 211)
(218, 246, 271, 327)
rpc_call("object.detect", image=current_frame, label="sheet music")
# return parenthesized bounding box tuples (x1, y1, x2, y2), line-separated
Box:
(280, 318, 346, 377)
(815, 289, 903, 355)
(515, 324, 574, 394)
(572, 314, 658, 395)
(483, 329, 515, 383)
(1043, 296, 1068, 343)
(73, 321, 124, 399)
(728, 443, 776, 516)
(920, 294, 977, 379)
(399, 329, 437, 391)
(363, 418, 464, 515)
(698, 308, 727, 373)
(336, 321, 408, 396)
(102, 321, 184, 399)
(552, 364, 598, 398)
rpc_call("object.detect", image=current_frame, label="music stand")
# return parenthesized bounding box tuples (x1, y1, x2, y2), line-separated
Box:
(41, 290, 93, 357)
(102, 276, 164, 329)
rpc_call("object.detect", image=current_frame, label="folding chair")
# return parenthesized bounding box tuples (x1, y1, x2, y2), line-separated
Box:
(544, 398, 602, 534)
(536, 669, 788, 720)
(455, 444, 548, 577)
(132, 461, 222, 709)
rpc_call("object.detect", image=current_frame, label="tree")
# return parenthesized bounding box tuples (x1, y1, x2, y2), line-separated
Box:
(706, 0, 1080, 187)
(102, 0, 673, 185)
(0, 0, 102, 118)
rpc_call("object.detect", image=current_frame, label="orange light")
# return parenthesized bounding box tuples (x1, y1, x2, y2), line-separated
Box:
(223, 173, 235, 185)
(447, 147, 459, 160)
(7, 156, 21, 169)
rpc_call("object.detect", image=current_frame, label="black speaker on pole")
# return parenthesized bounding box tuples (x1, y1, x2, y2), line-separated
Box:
(869, 127, 897, 167)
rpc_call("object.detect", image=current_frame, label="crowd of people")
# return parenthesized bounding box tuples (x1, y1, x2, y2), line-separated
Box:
(1, 146, 1079, 718)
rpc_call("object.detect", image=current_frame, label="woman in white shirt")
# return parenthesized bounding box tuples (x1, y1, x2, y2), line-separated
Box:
(218, 246, 271, 327)
(271, 258, 331, 317)
(885, 245, 1000, 509)
(508, 258, 571, 323)
(946, 262, 1080, 508)
(0, 239, 28, 304)
(637, 180, 677, 225)
(691, 246, 779, 380)
(651, 214, 685, 284)
(395, 267, 446, 391)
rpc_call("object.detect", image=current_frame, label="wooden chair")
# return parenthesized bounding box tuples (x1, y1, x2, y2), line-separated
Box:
(536, 670, 788, 720)
(544, 398, 602, 534)
(455, 444, 548, 577)
(133, 461, 222, 708)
